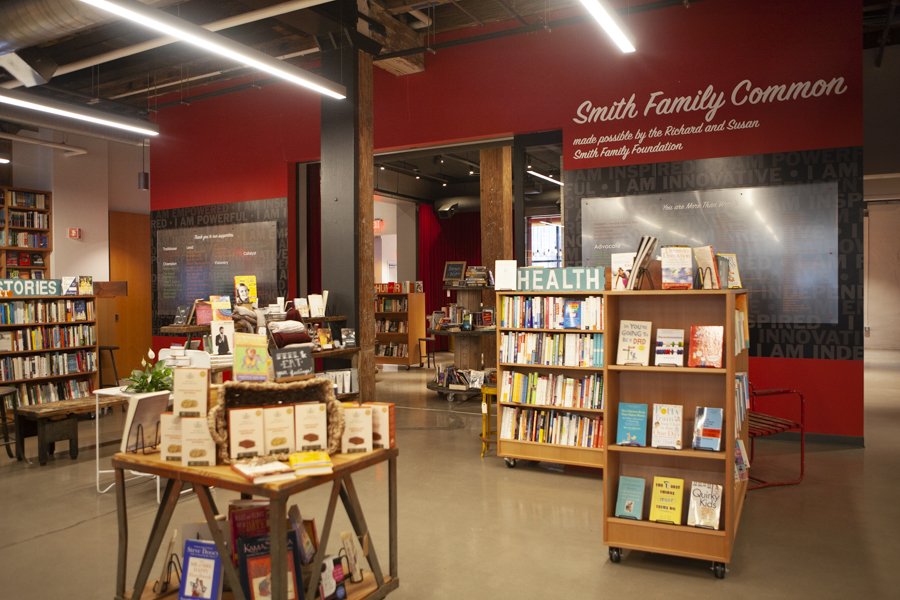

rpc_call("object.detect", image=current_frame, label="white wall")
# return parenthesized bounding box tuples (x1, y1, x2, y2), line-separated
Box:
(396, 202, 417, 283)
(381, 234, 397, 283)
(108, 140, 151, 214)
(11, 129, 53, 191)
(865, 203, 900, 349)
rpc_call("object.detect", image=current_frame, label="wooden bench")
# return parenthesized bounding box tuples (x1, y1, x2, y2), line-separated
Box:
(15, 395, 130, 466)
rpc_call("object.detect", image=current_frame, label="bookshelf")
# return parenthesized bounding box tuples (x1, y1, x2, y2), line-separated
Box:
(602, 289, 748, 578)
(495, 291, 605, 469)
(0, 294, 99, 408)
(0, 186, 52, 280)
(374, 292, 425, 369)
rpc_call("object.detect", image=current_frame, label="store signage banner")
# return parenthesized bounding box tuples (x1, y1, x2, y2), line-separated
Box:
(516, 267, 604, 292)
(561, 1, 861, 170)
(0, 279, 62, 297)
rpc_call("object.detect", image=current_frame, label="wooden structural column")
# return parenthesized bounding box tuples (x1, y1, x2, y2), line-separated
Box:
(480, 146, 514, 369)
(320, 17, 376, 404)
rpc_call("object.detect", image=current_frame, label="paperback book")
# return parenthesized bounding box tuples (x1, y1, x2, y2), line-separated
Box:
(317, 328, 334, 350)
(688, 325, 724, 368)
(692, 406, 724, 451)
(654, 328, 685, 367)
(340, 328, 356, 347)
(610, 252, 636, 291)
(234, 333, 268, 382)
(661, 245, 693, 290)
(234, 276, 257, 305)
(687, 481, 723, 529)
(236, 531, 304, 600)
(615, 476, 646, 520)
(651, 403, 683, 449)
(616, 403, 648, 447)
(649, 476, 685, 525)
(78, 275, 93, 295)
(692, 245, 720, 289)
(616, 320, 652, 366)
(718, 253, 742, 288)
(179, 539, 223, 600)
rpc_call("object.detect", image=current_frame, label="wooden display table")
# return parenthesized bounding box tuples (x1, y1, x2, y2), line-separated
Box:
(112, 448, 399, 600)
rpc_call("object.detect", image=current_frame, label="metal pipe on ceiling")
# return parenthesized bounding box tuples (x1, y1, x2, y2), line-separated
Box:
(1, 0, 332, 89)
(0, 131, 87, 156)
(408, 9, 433, 30)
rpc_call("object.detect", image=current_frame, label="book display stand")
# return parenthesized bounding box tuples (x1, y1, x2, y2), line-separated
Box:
(374, 292, 425, 370)
(128, 422, 161, 455)
(151, 554, 182, 595)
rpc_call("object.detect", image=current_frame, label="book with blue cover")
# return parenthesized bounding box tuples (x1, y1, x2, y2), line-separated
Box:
(692, 406, 724, 451)
(179, 539, 223, 600)
(616, 403, 648, 446)
(563, 301, 581, 329)
(615, 476, 646, 520)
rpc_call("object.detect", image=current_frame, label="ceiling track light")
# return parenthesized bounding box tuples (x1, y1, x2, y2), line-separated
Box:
(78, 0, 346, 99)
(0, 87, 159, 136)
(578, 0, 636, 53)
(528, 170, 565, 187)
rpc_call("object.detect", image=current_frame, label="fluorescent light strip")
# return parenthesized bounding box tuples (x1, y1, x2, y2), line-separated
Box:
(80, 0, 345, 99)
(579, 0, 636, 53)
(528, 170, 564, 187)
(0, 158, 9, 164)
(0, 88, 159, 136)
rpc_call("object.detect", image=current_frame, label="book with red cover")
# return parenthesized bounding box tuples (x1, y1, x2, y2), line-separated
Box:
(688, 326, 724, 368)
(229, 502, 270, 566)
(236, 530, 304, 600)
(19, 252, 30, 266)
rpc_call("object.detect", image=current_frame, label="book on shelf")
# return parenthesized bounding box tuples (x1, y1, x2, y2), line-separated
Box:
(18, 252, 30, 266)
(0, 332, 11, 352)
(293, 297, 311, 318)
(61, 276, 78, 296)
(688, 325, 724, 368)
(213, 321, 234, 356)
(288, 505, 317, 565)
(494, 259, 517, 291)
(693, 245, 720, 289)
(735, 295, 750, 353)
(687, 481, 723, 529)
(651, 403, 683, 449)
(615, 476, 646, 520)
(179, 539, 223, 600)
(236, 531, 305, 600)
(120, 391, 169, 453)
(210, 297, 232, 321)
(654, 328, 685, 367)
(499, 331, 603, 367)
(734, 372, 749, 434)
(692, 407, 724, 451)
(734, 439, 749, 482)
(234, 276, 257, 305)
(661, 245, 693, 290)
(500, 370, 603, 410)
(610, 252, 636, 291)
(616, 403, 648, 446)
(316, 328, 334, 350)
(308, 294, 325, 318)
(718, 253, 741, 288)
(627, 236, 659, 290)
(32, 270, 43, 280)
(341, 328, 356, 347)
(30, 253, 44, 267)
(234, 332, 267, 382)
(5, 254, 17, 266)
(499, 405, 603, 448)
(231, 455, 296, 484)
(194, 301, 213, 326)
(616, 320, 652, 365)
(649, 476, 685, 525)
(562, 300, 581, 329)
(78, 276, 93, 295)
(228, 500, 269, 566)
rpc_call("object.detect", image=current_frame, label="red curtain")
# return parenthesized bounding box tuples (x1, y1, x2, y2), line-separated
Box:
(307, 163, 322, 294)
(418, 207, 482, 350)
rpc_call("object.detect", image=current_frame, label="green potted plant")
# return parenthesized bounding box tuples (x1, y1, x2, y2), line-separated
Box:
(124, 349, 174, 393)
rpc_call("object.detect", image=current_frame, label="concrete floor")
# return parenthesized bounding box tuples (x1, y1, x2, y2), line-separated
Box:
(1, 350, 898, 599)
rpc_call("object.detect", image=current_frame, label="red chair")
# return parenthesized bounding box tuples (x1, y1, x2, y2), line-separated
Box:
(747, 386, 805, 491)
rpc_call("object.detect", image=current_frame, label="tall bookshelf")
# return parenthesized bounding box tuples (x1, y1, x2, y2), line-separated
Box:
(374, 292, 425, 369)
(602, 289, 748, 578)
(495, 291, 605, 468)
(0, 186, 53, 280)
(0, 294, 99, 408)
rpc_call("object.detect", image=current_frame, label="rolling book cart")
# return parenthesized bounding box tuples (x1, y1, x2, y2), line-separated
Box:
(374, 292, 425, 370)
(603, 289, 748, 578)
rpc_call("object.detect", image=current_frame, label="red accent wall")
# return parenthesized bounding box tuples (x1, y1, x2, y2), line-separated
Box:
(149, 0, 864, 438)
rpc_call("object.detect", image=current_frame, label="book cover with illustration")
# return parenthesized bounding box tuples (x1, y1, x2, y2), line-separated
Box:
(210, 295, 232, 321)
(234, 333, 268, 382)
(61, 276, 78, 296)
(178, 539, 223, 600)
(692, 406, 724, 451)
(687, 481, 723, 529)
(718, 253, 742, 288)
(237, 531, 304, 600)
(615, 476, 646, 520)
(78, 275, 93, 295)
(317, 328, 333, 350)
(688, 325, 724, 368)
(234, 276, 258, 305)
(616, 320, 652, 366)
(563, 301, 581, 329)
(651, 403, 683, 449)
(649, 476, 685, 525)
(610, 252, 636, 291)
(616, 403, 648, 447)
(654, 328, 685, 367)
(661, 246, 693, 289)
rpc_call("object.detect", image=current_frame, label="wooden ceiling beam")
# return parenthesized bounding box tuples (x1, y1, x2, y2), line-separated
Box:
(369, 1, 425, 76)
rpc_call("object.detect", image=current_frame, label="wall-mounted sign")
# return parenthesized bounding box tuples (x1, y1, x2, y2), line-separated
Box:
(516, 268, 604, 292)
(374, 219, 385, 234)
(0, 279, 62, 297)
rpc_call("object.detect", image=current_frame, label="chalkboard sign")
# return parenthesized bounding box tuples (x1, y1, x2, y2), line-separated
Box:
(272, 344, 315, 382)
(442, 261, 467, 281)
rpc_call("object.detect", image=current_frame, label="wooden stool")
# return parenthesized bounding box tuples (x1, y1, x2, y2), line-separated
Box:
(0, 386, 20, 459)
(99, 345, 121, 388)
(480, 385, 498, 457)
(418, 337, 436, 368)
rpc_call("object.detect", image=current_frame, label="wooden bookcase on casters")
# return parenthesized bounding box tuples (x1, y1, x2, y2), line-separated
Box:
(603, 289, 748, 579)
(374, 292, 425, 369)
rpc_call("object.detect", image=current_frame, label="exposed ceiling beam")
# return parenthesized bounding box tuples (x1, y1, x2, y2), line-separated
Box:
(876, 0, 898, 67)
(493, 0, 529, 27)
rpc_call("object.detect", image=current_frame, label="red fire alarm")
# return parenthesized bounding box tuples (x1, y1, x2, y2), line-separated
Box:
(68, 228, 82, 239)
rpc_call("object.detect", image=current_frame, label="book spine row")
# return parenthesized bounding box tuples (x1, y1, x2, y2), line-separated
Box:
(0, 349, 97, 382)
(734, 372, 749, 435)
(5, 191, 48, 209)
(499, 331, 604, 367)
(375, 298, 408, 312)
(5, 270, 45, 280)
(12, 232, 49, 248)
(375, 319, 408, 333)
(500, 370, 603, 410)
(499, 406, 603, 448)
(375, 343, 408, 357)
(0, 299, 94, 324)
(8, 210, 49, 229)
(5, 324, 95, 352)
(14, 377, 93, 406)
(435, 365, 470, 389)
(500, 295, 603, 330)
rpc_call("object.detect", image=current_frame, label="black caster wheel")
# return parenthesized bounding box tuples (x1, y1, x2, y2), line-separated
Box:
(406, 366, 410, 370)
(713, 562, 726, 579)
(505, 458, 517, 468)
(609, 548, 622, 563)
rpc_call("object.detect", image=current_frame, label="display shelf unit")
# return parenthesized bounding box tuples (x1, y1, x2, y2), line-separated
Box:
(602, 289, 748, 578)
(426, 286, 496, 390)
(0, 294, 98, 407)
(495, 291, 605, 469)
(374, 292, 425, 369)
(0, 186, 52, 280)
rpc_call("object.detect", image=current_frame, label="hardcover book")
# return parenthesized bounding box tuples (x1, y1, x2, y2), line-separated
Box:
(195, 301, 213, 326)
(615, 476, 646, 520)
(649, 476, 685, 525)
(616, 402, 648, 447)
(73, 300, 87, 321)
(307, 294, 325, 318)
(229, 502, 269, 566)
(61, 276, 78, 296)
(294, 402, 327, 452)
(230, 456, 296, 484)
(179, 539, 223, 600)
(234, 276, 257, 305)
(651, 403, 683, 449)
(661, 245, 693, 290)
(718, 253, 742, 288)
(263, 405, 296, 456)
(210, 298, 232, 321)
(229, 407, 265, 460)
(18, 253, 29, 266)
(688, 325, 724, 368)
(173, 367, 209, 418)
(616, 320, 652, 366)
(654, 328, 685, 367)
(234, 333, 268, 382)
(692, 406, 724, 451)
(610, 252, 636, 290)
(687, 481, 723, 529)
(236, 531, 304, 600)
(78, 275, 93, 295)
(181, 417, 217, 467)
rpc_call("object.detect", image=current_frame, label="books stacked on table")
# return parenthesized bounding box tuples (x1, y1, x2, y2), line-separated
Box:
(289, 450, 334, 476)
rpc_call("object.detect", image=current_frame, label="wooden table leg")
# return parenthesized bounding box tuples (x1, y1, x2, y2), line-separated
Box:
(269, 497, 288, 600)
(306, 480, 342, 600)
(37, 419, 48, 465)
(340, 475, 385, 587)
(116, 467, 128, 599)
(196, 485, 247, 600)
(131, 478, 184, 600)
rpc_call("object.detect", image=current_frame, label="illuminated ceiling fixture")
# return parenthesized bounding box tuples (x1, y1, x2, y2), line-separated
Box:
(0, 87, 159, 136)
(0, 157, 9, 164)
(79, 0, 346, 99)
(528, 170, 564, 187)
(578, 0, 636, 53)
